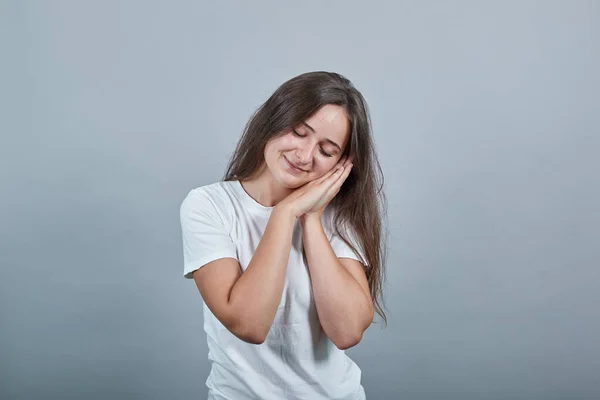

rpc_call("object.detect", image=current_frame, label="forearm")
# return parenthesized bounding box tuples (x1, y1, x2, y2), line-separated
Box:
(229, 206, 296, 340)
(301, 216, 373, 349)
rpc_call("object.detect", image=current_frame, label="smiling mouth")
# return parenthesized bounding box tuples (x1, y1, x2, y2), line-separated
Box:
(284, 157, 307, 173)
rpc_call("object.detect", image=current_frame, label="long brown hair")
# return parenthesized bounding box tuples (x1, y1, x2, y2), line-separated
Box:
(223, 71, 388, 325)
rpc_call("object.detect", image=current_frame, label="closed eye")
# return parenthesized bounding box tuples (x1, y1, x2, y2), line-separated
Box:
(293, 129, 333, 158)
(292, 129, 306, 138)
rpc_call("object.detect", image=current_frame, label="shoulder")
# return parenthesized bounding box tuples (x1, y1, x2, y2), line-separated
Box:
(321, 203, 346, 238)
(321, 203, 361, 239)
(180, 181, 238, 221)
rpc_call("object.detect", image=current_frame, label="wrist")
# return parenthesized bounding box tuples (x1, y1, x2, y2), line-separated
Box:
(303, 212, 322, 222)
(273, 204, 298, 222)
(301, 212, 323, 229)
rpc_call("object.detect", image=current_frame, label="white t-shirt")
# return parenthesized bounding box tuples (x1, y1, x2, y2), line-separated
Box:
(180, 180, 368, 400)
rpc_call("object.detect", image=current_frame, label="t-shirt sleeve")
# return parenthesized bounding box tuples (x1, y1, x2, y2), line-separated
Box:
(179, 189, 238, 279)
(329, 222, 368, 267)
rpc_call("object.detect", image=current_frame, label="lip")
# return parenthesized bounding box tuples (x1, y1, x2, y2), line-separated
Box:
(283, 157, 307, 174)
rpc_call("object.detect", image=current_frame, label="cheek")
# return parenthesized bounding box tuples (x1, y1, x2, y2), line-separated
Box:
(324, 158, 340, 170)
(266, 136, 293, 156)
(265, 139, 282, 158)
(312, 160, 337, 178)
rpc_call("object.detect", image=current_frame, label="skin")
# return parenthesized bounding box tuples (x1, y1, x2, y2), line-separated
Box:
(244, 104, 374, 347)
(192, 104, 374, 349)
(241, 104, 352, 209)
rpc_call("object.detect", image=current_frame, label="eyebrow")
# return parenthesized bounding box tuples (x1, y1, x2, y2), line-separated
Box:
(302, 122, 342, 151)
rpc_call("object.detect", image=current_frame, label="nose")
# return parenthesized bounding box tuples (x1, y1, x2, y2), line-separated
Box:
(295, 144, 314, 166)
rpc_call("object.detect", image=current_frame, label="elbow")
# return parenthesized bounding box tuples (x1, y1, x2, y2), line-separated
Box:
(333, 331, 364, 351)
(221, 304, 273, 345)
(237, 330, 267, 345)
(333, 312, 372, 350)
(229, 320, 269, 345)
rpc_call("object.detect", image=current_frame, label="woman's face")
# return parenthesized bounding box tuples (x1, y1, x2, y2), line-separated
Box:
(263, 104, 350, 188)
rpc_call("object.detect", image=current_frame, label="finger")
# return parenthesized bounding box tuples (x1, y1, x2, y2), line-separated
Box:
(343, 155, 354, 168)
(312, 155, 350, 186)
(332, 156, 347, 171)
(335, 163, 353, 186)
(322, 164, 352, 201)
(324, 165, 346, 186)
(315, 163, 344, 184)
(302, 167, 344, 209)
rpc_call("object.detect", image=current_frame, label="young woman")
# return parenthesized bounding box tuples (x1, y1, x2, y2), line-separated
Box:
(180, 71, 387, 400)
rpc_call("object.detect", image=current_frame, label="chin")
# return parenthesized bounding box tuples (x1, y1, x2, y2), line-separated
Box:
(278, 175, 305, 188)
(277, 168, 310, 187)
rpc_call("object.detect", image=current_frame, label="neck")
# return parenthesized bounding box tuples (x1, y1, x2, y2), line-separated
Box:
(239, 165, 294, 208)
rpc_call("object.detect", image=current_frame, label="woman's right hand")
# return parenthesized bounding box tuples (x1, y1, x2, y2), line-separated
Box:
(277, 156, 351, 219)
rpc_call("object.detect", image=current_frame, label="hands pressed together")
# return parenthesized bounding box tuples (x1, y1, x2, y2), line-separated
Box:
(278, 155, 354, 220)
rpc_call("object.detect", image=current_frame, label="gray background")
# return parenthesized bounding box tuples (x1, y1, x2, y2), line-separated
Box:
(2, 1, 599, 399)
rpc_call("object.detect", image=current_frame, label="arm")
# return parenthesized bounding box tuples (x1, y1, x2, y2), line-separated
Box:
(192, 205, 296, 344)
(189, 160, 351, 344)
(300, 214, 374, 350)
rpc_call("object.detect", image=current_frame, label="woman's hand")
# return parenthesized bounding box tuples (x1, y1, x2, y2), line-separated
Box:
(278, 155, 354, 219)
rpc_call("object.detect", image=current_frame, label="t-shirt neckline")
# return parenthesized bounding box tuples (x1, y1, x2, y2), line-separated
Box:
(232, 180, 275, 214)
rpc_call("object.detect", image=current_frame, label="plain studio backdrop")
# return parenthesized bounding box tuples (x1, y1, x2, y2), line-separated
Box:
(1, 1, 599, 399)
